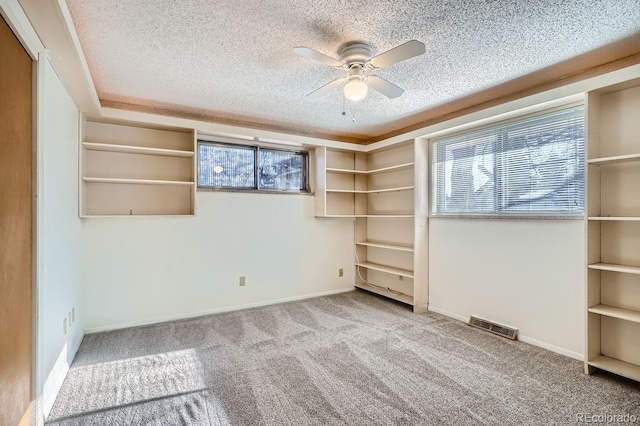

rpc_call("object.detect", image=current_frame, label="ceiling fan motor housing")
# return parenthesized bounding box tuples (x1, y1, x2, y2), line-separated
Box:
(338, 42, 374, 66)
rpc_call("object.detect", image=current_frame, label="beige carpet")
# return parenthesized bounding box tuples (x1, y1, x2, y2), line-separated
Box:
(47, 290, 640, 425)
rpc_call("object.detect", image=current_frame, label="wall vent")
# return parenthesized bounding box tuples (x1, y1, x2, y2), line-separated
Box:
(468, 316, 518, 340)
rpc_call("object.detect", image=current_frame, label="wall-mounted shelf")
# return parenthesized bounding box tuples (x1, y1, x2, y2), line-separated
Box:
(325, 162, 414, 175)
(588, 304, 640, 323)
(80, 120, 196, 217)
(355, 241, 414, 252)
(587, 263, 640, 275)
(356, 262, 414, 278)
(82, 142, 194, 158)
(588, 356, 640, 382)
(324, 214, 414, 218)
(83, 177, 194, 186)
(588, 217, 640, 221)
(354, 283, 414, 305)
(587, 152, 640, 165)
(326, 186, 414, 194)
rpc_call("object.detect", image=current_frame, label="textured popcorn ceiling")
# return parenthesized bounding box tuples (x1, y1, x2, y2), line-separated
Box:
(65, 0, 640, 141)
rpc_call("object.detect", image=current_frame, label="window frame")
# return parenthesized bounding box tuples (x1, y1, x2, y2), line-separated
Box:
(197, 140, 310, 194)
(430, 103, 586, 219)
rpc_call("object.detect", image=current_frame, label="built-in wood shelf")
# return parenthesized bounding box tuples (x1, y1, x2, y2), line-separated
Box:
(355, 283, 414, 305)
(83, 177, 194, 186)
(356, 241, 414, 252)
(588, 153, 640, 165)
(588, 263, 640, 275)
(324, 214, 414, 218)
(83, 142, 194, 158)
(588, 217, 640, 221)
(584, 82, 640, 384)
(588, 355, 640, 382)
(588, 304, 640, 324)
(356, 261, 414, 278)
(326, 186, 414, 194)
(326, 162, 414, 175)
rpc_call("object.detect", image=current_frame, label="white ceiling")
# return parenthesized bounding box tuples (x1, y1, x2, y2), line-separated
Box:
(64, 0, 640, 141)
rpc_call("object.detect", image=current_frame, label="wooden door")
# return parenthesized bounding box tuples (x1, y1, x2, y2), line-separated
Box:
(0, 14, 33, 426)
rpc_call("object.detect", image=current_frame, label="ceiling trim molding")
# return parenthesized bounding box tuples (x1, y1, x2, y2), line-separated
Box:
(368, 35, 640, 144)
(20, 2, 640, 151)
(18, 0, 101, 117)
(100, 107, 366, 152)
(99, 100, 367, 145)
(0, 0, 44, 59)
(55, 0, 101, 114)
(368, 61, 640, 151)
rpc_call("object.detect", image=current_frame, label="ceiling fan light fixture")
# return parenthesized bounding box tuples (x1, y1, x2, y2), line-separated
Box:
(344, 78, 368, 102)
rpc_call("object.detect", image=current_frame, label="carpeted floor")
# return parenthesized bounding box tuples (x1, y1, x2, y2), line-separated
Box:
(47, 290, 640, 425)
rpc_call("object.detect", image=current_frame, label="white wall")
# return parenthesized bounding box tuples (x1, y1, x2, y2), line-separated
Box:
(429, 217, 585, 359)
(39, 57, 84, 415)
(81, 191, 355, 332)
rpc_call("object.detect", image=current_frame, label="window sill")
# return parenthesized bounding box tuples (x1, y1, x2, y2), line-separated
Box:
(429, 214, 584, 220)
(197, 187, 314, 196)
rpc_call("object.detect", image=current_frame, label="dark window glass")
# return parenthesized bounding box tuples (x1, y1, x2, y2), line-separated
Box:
(198, 142, 308, 192)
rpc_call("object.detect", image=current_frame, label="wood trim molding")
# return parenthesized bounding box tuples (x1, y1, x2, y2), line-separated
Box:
(367, 34, 640, 143)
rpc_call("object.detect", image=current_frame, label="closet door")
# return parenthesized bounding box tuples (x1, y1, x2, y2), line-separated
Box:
(0, 14, 33, 426)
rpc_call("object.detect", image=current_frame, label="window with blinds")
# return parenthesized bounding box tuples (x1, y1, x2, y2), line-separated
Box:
(198, 141, 309, 192)
(432, 105, 585, 216)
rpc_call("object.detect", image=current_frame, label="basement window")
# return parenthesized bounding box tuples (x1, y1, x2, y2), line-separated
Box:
(432, 105, 585, 217)
(198, 141, 309, 193)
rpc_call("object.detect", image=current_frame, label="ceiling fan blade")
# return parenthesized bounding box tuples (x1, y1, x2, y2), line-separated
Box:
(306, 77, 347, 98)
(368, 40, 425, 69)
(293, 47, 343, 68)
(366, 76, 405, 99)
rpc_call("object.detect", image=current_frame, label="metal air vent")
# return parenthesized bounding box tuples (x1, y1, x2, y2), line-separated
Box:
(469, 316, 518, 340)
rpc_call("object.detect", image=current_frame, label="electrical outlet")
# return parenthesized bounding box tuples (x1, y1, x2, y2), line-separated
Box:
(63, 318, 68, 335)
(338, 268, 344, 277)
(399, 276, 404, 281)
(239, 276, 246, 286)
(72, 307, 75, 323)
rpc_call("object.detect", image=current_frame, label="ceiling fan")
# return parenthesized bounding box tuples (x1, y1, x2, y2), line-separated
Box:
(293, 40, 425, 102)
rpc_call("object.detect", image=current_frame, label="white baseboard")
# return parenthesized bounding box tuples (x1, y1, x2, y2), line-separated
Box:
(43, 347, 68, 418)
(428, 306, 468, 322)
(517, 335, 583, 361)
(428, 305, 584, 361)
(31, 395, 44, 426)
(84, 287, 356, 334)
(43, 331, 84, 419)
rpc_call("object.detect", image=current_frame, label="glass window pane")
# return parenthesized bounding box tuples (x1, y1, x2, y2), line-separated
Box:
(258, 149, 305, 191)
(432, 105, 584, 216)
(198, 144, 256, 188)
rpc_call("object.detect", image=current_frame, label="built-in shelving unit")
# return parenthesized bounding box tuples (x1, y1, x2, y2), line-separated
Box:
(82, 142, 195, 157)
(588, 217, 640, 221)
(355, 261, 414, 278)
(585, 78, 640, 382)
(326, 186, 414, 194)
(80, 119, 196, 217)
(355, 240, 414, 252)
(588, 263, 640, 274)
(325, 162, 414, 175)
(315, 140, 428, 312)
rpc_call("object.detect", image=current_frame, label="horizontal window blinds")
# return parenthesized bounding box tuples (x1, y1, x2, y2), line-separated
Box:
(433, 105, 585, 216)
(198, 143, 256, 188)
